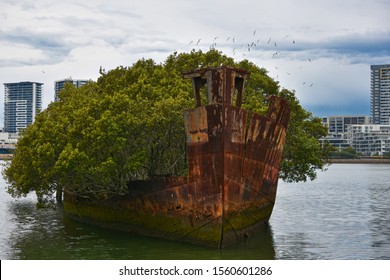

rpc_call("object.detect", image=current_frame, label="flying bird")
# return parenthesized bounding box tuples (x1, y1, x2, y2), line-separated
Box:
(308, 58, 312, 62)
(253, 30, 256, 36)
(267, 37, 271, 44)
(310, 83, 314, 87)
(196, 39, 201, 45)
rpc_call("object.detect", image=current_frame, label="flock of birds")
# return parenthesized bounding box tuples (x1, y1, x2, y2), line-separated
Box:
(40, 30, 316, 90)
(187, 30, 315, 89)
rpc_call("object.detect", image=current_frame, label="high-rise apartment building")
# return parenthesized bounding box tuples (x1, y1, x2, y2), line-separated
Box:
(54, 78, 88, 101)
(3, 81, 43, 133)
(371, 64, 390, 124)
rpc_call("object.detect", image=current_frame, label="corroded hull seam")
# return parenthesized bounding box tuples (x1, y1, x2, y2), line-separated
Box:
(64, 66, 291, 248)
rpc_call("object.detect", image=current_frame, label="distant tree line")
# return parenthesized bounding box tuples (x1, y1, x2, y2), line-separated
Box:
(329, 146, 359, 159)
(328, 145, 390, 159)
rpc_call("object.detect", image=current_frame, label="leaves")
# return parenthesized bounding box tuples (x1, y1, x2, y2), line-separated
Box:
(3, 49, 330, 203)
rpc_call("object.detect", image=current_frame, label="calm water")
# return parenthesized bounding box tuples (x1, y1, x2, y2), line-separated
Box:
(1, 163, 389, 260)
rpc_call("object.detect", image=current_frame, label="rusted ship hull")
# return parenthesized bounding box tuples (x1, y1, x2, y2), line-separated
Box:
(64, 67, 290, 248)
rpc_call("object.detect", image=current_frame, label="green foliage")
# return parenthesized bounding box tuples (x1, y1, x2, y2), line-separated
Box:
(276, 89, 331, 182)
(3, 49, 330, 203)
(330, 146, 359, 159)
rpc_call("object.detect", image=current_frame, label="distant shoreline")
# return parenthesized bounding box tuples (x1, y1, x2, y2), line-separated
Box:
(330, 158, 390, 164)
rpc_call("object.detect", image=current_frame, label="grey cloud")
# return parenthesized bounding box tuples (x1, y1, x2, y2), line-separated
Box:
(70, 1, 143, 22)
(0, 28, 72, 66)
(310, 33, 390, 56)
(2, 31, 68, 51)
(0, 58, 41, 67)
(96, 4, 142, 19)
(258, 31, 390, 64)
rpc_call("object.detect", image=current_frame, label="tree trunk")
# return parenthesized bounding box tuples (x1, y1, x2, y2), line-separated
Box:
(56, 185, 63, 204)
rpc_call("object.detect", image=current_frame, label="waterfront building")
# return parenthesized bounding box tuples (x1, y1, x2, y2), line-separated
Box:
(371, 64, 390, 124)
(54, 78, 88, 101)
(322, 115, 372, 135)
(321, 116, 371, 150)
(0, 132, 18, 156)
(347, 124, 390, 156)
(320, 134, 350, 151)
(3, 81, 43, 133)
(0, 132, 18, 145)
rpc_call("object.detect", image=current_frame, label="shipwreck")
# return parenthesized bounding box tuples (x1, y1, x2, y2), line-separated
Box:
(64, 66, 291, 248)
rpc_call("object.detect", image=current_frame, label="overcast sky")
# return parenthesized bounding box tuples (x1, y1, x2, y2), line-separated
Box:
(1, 0, 390, 127)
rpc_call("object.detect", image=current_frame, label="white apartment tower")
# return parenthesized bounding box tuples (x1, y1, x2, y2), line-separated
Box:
(3, 81, 43, 133)
(371, 64, 390, 124)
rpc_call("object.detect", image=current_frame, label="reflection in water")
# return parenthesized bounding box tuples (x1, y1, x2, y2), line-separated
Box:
(2, 164, 390, 260)
(5, 198, 275, 260)
(6, 201, 65, 260)
(271, 232, 322, 260)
